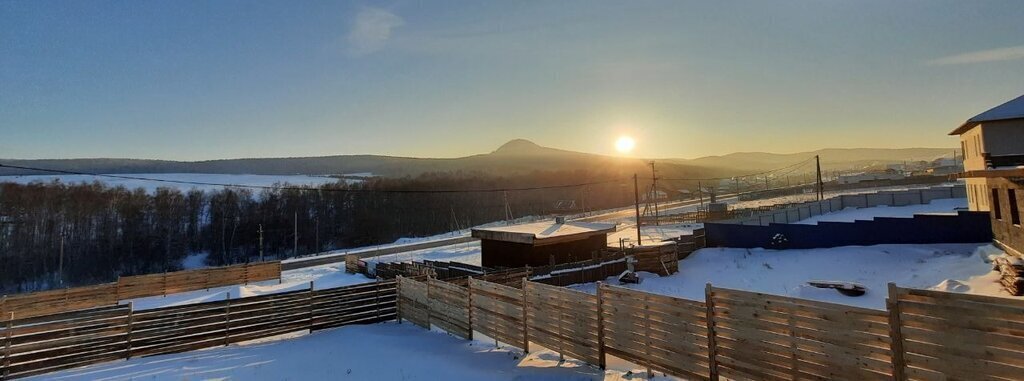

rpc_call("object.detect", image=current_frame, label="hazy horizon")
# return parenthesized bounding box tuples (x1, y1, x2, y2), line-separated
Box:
(0, 137, 958, 162)
(2, 1, 1020, 161)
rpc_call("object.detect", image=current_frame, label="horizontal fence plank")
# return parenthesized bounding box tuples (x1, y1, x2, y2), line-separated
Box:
(523, 281, 601, 365)
(600, 284, 711, 380)
(710, 286, 892, 381)
(892, 284, 1024, 380)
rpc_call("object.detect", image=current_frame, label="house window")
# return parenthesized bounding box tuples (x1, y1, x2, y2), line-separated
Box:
(992, 188, 1002, 220)
(1010, 189, 1021, 226)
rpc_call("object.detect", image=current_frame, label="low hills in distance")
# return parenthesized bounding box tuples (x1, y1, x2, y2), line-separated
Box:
(0, 139, 956, 180)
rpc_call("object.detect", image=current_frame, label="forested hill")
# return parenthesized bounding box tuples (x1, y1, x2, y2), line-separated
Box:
(0, 140, 711, 179)
(0, 139, 954, 178)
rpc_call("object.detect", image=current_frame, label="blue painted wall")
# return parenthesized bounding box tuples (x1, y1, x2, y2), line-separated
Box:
(705, 211, 992, 249)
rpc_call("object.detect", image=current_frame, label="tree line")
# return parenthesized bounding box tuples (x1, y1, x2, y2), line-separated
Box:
(0, 170, 643, 293)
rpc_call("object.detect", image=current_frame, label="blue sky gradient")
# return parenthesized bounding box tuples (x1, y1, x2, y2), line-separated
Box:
(2, 1, 1023, 160)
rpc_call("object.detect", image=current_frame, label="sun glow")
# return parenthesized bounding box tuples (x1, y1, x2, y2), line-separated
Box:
(615, 136, 636, 154)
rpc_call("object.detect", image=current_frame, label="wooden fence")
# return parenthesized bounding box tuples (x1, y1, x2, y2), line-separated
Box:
(0, 280, 394, 380)
(468, 278, 527, 350)
(889, 284, 1024, 380)
(7, 276, 1024, 380)
(708, 286, 893, 380)
(600, 283, 711, 380)
(396, 278, 1024, 381)
(427, 278, 472, 340)
(524, 280, 603, 366)
(1, 262, 282, 321)
(397, 276, 430, 330)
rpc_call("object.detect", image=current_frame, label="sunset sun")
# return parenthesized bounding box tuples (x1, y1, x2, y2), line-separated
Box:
(615, 136, 635, 154)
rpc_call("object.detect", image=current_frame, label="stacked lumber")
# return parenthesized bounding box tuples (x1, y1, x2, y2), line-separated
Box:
(994, 255, 1024, 296)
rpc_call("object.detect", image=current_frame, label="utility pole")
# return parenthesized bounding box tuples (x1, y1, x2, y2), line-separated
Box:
(293, 211, 298, 256)
(258, 224, 264, 262)
(503, 191, 513, 223)
(764, 176, 769, 191)
(633, 174, 641, 244)
(734, 178, 739, 196)
(649, 161, 660, 226)
(815, 155, 824, 201)
(581, 186, 587, 215)
(697, 180, 704, 208)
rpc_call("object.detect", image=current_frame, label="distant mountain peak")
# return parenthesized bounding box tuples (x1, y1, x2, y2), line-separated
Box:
(492, 139, 548, 155)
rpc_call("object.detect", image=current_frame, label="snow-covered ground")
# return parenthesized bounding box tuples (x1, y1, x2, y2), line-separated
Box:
(126, 262, 375, 310)
(0, 173, 359, 193)
(607, 223, 702, 246)
(570, 243, 1013, 310)
(30, 322, 677, 381)
(365, 241, 482, 267)
(795, 198, 966, 225)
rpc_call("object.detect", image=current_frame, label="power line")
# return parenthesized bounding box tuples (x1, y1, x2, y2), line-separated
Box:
(0, 163, 627, 194)
(659, 157, 817, 182)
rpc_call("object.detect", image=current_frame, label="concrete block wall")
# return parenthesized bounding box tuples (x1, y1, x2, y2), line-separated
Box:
(724, 184, 965, 226)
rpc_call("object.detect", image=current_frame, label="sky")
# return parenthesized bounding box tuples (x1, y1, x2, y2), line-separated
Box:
(2, 1, 1024, 161)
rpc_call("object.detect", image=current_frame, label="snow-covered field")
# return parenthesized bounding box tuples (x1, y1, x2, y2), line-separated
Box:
(30, 323, 673, 381)
(571, 243, 1012, 310)
(0, 173, 359, 193)
(796, 198, 966, 225)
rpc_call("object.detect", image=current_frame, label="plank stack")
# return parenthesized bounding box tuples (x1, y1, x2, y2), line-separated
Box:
(995, 255, 1024, 296)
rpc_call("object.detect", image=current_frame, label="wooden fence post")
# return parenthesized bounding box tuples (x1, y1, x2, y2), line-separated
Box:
(374, 281, 381, 323)
(125, 302, 134, 359)
(704, 284, 720, 381)
(521, 277, 529, 354)
(595, 282, 606, 370)
(466, 279, 474, 341)
(887, 283, 908, 381)
(224, 292, 231, 347)
(3, 312, 12, 379)
(308, 281, 315, 332)
(396, 277, 403, 324)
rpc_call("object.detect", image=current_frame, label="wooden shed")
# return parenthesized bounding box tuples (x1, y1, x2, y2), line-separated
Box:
(472, 220, 616, 268)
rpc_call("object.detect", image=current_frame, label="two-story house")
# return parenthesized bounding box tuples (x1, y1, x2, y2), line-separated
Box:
(950, 94, 1024, 259)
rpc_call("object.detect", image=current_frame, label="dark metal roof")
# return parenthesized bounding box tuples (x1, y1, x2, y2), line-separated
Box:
(950, 94, 1024, 135)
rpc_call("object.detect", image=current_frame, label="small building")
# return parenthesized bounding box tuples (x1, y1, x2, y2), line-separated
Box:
(949, 94, 1024, 211)
(471, 220, 616, 268)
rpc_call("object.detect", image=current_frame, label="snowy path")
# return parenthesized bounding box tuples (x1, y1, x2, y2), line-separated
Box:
(31, 323, 673, 381)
